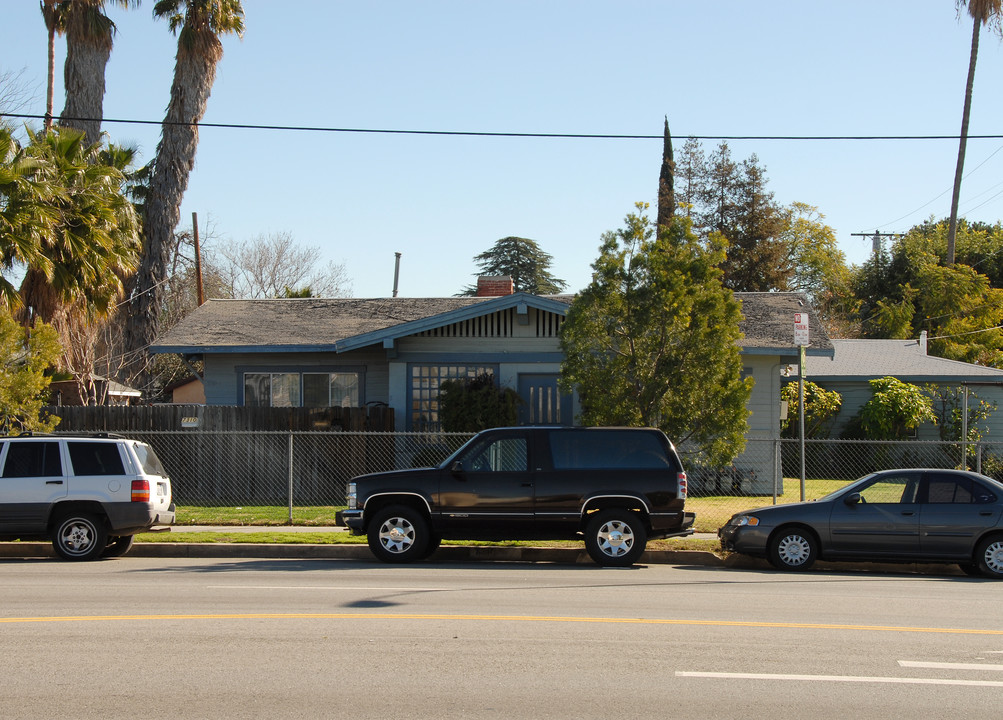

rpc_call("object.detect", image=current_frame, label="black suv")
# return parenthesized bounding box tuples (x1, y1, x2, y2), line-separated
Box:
(343, 426, 694, 567)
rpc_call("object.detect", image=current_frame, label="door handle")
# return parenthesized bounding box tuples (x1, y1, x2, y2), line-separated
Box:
(900, 511, 915, 516)
(45, 480, 64, 485)
(521, 482, 533, 487)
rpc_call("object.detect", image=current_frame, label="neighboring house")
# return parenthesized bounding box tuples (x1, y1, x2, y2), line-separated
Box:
(150, 277, 833, 493)
(48, 376, 142, 406)
(164, 376, 206, 404)
(798, 333, 1003, 440)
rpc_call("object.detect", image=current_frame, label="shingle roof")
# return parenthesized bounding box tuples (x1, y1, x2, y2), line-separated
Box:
(151, 291, 831, 355)
(805, 339, 1003, 381)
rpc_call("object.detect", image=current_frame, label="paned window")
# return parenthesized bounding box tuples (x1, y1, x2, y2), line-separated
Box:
(244, 372, 361, 408)
(409, 364, 495, 430)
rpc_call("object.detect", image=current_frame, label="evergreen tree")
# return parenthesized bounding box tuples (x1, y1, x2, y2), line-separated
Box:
(460, 236, 567, 295)
(0, 311, 62, 434)
(656, 117, 675, 231)
(559, 203, 751, 466)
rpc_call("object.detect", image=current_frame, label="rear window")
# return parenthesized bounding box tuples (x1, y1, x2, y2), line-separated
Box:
(132, 442, 167, 477)
(67, 442, 125, 476)
(548, 431, 675, 470)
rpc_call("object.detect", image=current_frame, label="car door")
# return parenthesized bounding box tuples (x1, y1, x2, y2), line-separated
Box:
(0, 441, 67, 532)
(438, 430, 534, 537)
(918, 471, 1003, 560)
(827, 471, 921, 558)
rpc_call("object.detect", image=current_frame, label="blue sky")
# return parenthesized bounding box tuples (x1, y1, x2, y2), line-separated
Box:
(4, 1, 1003, 298)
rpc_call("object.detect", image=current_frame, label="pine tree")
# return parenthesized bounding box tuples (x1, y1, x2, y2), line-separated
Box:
(460, 236, 568, 295)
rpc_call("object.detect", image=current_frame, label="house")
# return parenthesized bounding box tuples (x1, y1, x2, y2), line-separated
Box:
(150, 278, 833, 493)
(48, 376, 142, 406)
(798, 332, 1003, 440)
(164, 376, 206, 404)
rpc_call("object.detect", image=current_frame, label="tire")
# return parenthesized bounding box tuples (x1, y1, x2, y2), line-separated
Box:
(420, 534, 442, 560)
(101, 535, 136, 559)
(768, 527, 818, 571)
(52, 512, 108, 561)
(367, 505, 429, 563)
(974, 535, 1003, 579)
(584, 510, 647, 567)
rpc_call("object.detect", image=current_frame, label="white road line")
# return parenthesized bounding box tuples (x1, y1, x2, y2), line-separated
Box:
(675, 672, 1003, 687)
(899, 661, 1003, 672)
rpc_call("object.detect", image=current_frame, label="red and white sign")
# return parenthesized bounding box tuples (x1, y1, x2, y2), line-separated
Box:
(794, 313, 810, 346)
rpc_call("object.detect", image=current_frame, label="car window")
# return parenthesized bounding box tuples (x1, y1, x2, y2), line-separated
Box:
(549, 431, 672, 470)
(67, 442, 125, 476)
(458, 437, 528, 473)
(857, 474, 917, 504)
(924, 473, 998, 504)
(2, 442, 62, 478)
(133, 442, 167, 477)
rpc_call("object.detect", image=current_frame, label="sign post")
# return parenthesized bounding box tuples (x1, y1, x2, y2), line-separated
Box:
(794, 313, 809, 501)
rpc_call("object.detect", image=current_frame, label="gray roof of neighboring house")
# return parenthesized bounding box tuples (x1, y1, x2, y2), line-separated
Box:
(151, 291, 832, 356)
(804, 339, 1003, 383)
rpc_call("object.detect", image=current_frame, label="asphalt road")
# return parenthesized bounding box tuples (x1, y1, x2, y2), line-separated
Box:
(1, 558, 1001, 719)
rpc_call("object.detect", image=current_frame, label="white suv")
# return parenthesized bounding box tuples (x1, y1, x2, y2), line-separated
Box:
(0, 433, 175, 560)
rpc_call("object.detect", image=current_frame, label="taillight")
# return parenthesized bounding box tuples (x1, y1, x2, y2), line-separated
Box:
(131, 479, 151, 502)
(677, 471, 688, 499)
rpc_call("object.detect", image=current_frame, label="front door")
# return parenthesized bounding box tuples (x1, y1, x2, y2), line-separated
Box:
(828, 471, 921, 557)
(518, 374, 572, 426)
(0, 441, 67, 531)
(439, 430, 534, 536)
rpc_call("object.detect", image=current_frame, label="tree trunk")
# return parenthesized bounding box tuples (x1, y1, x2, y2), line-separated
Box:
(60, 3, 113, 145)
(947, 16, 981, 266)
(124, 35, 223, 386)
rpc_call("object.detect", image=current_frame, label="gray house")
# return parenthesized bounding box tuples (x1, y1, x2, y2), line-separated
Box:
(151, 280, 832, 493)
(800, 333, 1003, 440)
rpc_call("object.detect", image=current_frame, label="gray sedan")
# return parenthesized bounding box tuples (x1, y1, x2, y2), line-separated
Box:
(719, 468, 1003, 578)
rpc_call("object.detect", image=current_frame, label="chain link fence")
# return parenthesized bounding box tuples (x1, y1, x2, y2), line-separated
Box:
(102, 431, 1003, 530)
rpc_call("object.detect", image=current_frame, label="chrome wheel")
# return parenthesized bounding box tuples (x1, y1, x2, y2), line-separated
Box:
(596, 519, 635, 559)
(367, 505, 429, 563)
(52, 513, 107, 561)
(768, 528, 817, 571)
(977, 537, 1003, 578)
(378, 515, 416, 554)
(584, 510, 647, 567)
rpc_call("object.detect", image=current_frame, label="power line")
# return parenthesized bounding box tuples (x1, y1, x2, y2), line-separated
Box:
(5, 112, 1003, 141)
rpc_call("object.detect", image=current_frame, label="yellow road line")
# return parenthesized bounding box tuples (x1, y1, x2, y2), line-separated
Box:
(1, 613, 1002, 635)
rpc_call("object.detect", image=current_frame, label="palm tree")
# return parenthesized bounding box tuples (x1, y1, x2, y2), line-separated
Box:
(40, 0, 68, 133)
(947, 1, 1003, 265)
(124, 0, 243, 384)
(0, 126, 57, 307)
(60, 1, 139, 144)
(17, 126, 139, 324)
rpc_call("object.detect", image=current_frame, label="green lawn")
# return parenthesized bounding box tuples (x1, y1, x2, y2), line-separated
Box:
(160, 476, 853, 540)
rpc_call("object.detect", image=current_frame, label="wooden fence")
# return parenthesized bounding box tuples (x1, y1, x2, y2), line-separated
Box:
(44, 404, 395, 433)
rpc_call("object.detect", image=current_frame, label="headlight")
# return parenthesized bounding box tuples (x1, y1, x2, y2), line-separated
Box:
(347, 482, 357, 510)
(729, 515, 760, 527)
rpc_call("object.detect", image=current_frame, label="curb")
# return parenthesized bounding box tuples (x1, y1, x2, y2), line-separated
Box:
(0, 541, 723, 565)
(0, 542, 966, 575)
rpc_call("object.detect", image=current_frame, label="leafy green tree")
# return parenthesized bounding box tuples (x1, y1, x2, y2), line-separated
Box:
(948, 0, 1003, 264)
(559, 202, 752, 466)
(927, 384, 996, 443)
(0, 311, 62, 434)
(782, 202, 857, 336)
(460, 236, 567, 295)
(857, 377, 935, 440)
(438, 373, 521, 432)
(780, 380, 842, 439)
(126, 0, 244, 383)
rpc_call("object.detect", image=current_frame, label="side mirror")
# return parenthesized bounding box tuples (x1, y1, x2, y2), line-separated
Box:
(844, 492, 862, 506)
(450, 460, 465, 477)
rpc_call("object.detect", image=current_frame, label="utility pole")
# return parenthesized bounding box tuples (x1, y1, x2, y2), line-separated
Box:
(850, 231, 902, 261)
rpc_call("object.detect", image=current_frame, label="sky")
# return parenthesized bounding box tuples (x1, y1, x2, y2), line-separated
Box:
(4, 1, 1003, 299)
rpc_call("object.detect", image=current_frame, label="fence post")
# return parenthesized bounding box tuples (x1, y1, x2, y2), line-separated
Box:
(288, 432, 294, 524)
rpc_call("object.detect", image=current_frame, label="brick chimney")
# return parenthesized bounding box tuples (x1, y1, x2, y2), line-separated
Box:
(476, 275, 515, 297)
